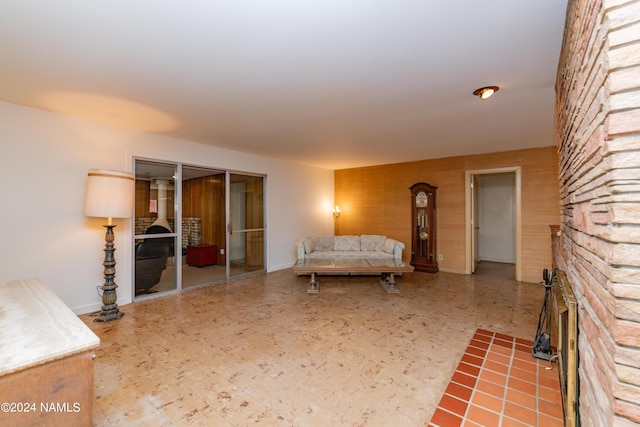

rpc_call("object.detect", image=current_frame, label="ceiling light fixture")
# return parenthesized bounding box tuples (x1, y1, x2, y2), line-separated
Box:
(473, 86, 500, 100)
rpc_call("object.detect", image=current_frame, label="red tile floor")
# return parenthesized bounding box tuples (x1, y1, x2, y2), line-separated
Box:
(429, 329, 564, 427)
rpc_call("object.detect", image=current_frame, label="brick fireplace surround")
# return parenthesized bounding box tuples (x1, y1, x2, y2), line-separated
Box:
(554, 0, 640, 424)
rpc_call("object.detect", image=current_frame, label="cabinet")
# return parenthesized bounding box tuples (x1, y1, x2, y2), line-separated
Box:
(410, 182, 438, 273)
(0, 279, 99, 426)
(187, 244, 218, 267)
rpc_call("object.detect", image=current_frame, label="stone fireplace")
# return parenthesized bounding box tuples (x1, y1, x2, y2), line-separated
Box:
(554, 0, 640, 424)
(135, 217, 202, 252)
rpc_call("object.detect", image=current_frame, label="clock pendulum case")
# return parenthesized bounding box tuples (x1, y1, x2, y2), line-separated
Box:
(409, 182, 438, 273)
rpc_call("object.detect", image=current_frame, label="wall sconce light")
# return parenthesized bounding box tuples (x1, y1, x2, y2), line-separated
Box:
(84, 169, 134, 322)
(333, 205, 341, 219)
(473, 85, 500, 100)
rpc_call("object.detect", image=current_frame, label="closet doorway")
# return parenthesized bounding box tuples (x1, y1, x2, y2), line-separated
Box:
(133, 160, 265, 298)
(465, 167, 521, 281)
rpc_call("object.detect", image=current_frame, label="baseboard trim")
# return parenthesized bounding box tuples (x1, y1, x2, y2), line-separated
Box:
(267, 262, 296, 273)
(437, 267, 467, 275)
(71, 302, 102, 316)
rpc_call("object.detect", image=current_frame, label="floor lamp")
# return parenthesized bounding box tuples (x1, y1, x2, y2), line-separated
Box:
(84, 169, 134, 322)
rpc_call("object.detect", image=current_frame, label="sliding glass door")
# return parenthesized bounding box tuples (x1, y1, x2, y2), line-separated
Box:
(228, 173, 265, 279)
(182, 166, 227, 289)
(133, 160, 266, 297)
(133, 160, 178, 295)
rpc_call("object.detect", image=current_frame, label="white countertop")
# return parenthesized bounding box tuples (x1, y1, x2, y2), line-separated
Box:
(0, 278, 100, 376)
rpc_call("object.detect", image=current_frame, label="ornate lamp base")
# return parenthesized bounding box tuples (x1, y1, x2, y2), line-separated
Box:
(95, 224, 124, 322)
(95, 310, 124, 322)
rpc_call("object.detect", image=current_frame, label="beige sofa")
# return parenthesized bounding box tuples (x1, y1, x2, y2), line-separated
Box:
(296, 235, 405, 260)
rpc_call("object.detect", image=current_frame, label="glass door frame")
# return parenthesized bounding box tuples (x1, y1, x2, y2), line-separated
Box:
(225, 171, 267, 280)
(133, 159, 182, 298)
(133, 157, 267, 299)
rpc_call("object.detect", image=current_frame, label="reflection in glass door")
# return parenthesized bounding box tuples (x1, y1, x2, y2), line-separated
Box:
(182, 166, 227, 289)
(133, 160, 178, 296)
(228, 173, 265, 279)
(133, 160, 266, 297)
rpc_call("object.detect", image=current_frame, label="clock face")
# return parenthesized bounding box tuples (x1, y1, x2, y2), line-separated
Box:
(416, 192, 428, 208)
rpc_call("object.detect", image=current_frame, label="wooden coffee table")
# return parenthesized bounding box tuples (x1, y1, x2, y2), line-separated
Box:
(293, 257, 414, 294)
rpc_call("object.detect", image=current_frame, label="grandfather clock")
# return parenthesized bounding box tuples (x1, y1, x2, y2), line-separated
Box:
(410, 182, 438, 273)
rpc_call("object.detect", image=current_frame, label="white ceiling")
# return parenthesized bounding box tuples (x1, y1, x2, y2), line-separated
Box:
(0, 1, 567, 170)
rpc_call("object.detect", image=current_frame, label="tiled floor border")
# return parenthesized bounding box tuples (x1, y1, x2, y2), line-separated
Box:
(428, 328, 564, 427)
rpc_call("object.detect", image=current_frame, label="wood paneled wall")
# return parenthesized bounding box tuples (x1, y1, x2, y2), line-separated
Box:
(182, 175, 226, 254)
(134, 181, 151, 218)
(334, 146, 560, 283)
(134, 180, 175, 220)
(244, 175, 264, 270)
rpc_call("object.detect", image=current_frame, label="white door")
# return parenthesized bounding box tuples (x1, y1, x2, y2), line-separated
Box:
(465, 167, 521, 281)
(477, 173, 516, 263)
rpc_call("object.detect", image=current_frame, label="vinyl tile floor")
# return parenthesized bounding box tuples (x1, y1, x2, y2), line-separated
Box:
(81, 262, 560, 426)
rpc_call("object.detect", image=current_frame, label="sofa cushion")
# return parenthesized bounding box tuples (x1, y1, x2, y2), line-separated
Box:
(305, 250, 394, 259)
(334, 235, 360, 251)
(303, 238, 314, 254)
(360, 234, 386, 251)
(312, 237, 334, 251)
(383, 239, 396, 254)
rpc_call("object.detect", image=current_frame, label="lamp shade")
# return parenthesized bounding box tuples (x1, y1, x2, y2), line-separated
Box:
(84, 169, 134, 219)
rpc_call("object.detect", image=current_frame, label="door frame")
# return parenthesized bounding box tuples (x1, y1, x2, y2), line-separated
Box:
(465, 167, 521, 281)
(132, 157, 267, 298)
(226, 171, 267, 280)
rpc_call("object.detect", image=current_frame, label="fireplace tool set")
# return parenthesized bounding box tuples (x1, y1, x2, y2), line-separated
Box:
(533, 268, 556, 361)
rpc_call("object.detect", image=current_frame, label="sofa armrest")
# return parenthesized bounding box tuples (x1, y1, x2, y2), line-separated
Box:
(296, 239, 307, 259)
(390, 239, 405, 259)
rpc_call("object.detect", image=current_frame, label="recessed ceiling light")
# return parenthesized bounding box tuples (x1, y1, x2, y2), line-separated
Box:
(473, 86, 500, 100)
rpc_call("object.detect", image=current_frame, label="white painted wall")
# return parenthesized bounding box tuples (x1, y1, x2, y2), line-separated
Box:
(0, 101, 334, 313)
(477, 173, 515, 263)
